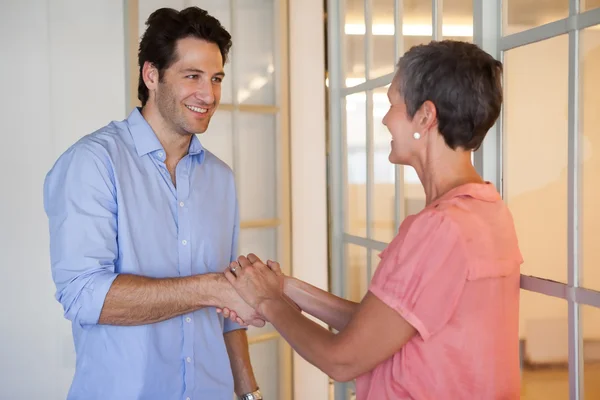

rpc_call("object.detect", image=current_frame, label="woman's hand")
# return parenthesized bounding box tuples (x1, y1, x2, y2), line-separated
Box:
(217, 253, 301, 325)
(224, 255, 284, 319)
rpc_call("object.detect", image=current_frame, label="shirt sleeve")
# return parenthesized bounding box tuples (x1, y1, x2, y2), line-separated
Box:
(223, 192, 246, 333)
(368, 209, 468, 341)
(43, 143, 119, 328)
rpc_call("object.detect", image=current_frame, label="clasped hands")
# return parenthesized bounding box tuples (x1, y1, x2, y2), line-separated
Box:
(218, 253, 298, 327)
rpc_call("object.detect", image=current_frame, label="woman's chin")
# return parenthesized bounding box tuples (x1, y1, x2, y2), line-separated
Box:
(388, 152, 408, 166)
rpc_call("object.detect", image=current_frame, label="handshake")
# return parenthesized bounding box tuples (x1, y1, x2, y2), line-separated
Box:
(216, 253, 301, 327)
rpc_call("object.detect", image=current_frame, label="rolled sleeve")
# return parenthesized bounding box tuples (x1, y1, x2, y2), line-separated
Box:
(57, 269, 119, 327)
(369, 210, 468, 341)
(44, 143, 119, 327)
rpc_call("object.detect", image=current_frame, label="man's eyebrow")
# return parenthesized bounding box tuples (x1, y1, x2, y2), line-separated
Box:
(182, 68, 225, 77)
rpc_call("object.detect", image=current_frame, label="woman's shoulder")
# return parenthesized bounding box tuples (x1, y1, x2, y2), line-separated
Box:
(393, 196, 522, 279)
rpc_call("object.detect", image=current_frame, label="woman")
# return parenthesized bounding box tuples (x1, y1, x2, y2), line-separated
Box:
(221, 40, 523, 399)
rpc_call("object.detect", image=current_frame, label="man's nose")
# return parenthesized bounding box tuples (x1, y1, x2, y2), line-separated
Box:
(195, 80, 215, 105)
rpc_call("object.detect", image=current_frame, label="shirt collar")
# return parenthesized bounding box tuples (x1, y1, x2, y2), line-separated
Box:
(431, 182, 501, 206)
(126, 107, 205, 162)
(188, 134, 205, 158)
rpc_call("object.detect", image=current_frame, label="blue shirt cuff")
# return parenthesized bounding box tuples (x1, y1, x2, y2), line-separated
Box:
(223, 317, 247, 333)
(79, 271, 119, 327)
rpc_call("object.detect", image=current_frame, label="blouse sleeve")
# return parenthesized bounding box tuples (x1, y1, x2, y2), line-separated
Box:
(368, 209, 468, 341)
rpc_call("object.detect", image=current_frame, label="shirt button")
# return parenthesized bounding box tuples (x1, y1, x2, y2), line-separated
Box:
(186, 397, 191, 400)
(186, 357, 192, 363)
(158, 151, 164, 158)
(186, 317, 191, 323)
(182, 240, 187, 245)
(179, 201, 185, 207)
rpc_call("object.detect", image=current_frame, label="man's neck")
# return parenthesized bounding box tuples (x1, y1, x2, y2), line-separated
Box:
(141, 105, 191, 163)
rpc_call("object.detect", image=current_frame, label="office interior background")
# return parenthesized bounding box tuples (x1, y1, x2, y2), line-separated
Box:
(1, 0, 600, 399)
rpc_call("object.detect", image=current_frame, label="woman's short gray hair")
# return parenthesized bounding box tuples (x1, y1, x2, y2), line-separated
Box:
(395, 40, 503, 151)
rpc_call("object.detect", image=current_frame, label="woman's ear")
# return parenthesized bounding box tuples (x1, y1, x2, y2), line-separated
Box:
(417, 100, 438, 135)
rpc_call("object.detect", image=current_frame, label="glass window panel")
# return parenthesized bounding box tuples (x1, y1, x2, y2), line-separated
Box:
(233, 0, 275, 105)
(199, 111, 233, 169)
(370, 0, 396, 78)
(403, 0, 432, 50)
(344, 0, 366, 86)
(582, 304, 600, 400)
(519, 290, 568, 400)
(504, 0, 569, 35)
(581, 0, 600, 12)
(346, 92, 367, 237)
(442, 0, 473, 43)
(504, 35, 568, 284)
(248, 339, 280, 399)
(371, 85, 396, 242)
(189, 0, 233, 104)
(246, 321, 276, 339)
(582, 27, 600, 292)
(238, 227, 277, 265)
(346, 244, 367, 303)
(237, 113, 276, 220)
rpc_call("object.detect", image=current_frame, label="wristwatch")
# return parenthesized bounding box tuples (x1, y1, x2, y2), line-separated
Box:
(240, 388, 263, 400)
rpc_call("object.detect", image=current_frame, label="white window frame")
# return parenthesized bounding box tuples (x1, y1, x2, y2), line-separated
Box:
(474, 2, 600, 398)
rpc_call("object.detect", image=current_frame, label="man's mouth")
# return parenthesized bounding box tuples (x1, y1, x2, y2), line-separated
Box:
(186, 105, 208, 114)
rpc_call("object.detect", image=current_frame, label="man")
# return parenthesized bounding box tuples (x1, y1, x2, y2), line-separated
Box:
(43, 7, 263, 400)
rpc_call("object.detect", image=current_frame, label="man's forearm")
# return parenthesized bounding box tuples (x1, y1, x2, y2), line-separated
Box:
(98, 273, 226, 325)
(284, 277, 358, 331)
(224, 329, 258, 396)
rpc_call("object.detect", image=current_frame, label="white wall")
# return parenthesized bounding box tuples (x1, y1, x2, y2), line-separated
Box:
(0, 1, 126, 398)
(289, 1, 330, 399)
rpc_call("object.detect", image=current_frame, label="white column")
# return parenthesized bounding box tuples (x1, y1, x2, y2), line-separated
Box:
(289, 1, 330, 399)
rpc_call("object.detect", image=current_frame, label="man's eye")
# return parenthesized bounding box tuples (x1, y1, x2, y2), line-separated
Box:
(186, 75, 198, 79)
(212, 77, 223, 83)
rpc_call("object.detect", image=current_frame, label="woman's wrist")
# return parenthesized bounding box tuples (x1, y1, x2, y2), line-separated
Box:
(257, 295, 287, 320)
(285, 276, 305, 300)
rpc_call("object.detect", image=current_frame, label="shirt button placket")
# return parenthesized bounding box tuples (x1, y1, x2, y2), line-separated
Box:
(178, 166, 194, 397)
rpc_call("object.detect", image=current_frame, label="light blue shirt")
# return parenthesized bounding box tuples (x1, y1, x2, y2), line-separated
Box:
(43, 108, 243, 400)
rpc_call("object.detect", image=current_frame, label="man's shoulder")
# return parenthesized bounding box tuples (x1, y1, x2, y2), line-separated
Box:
(47, 119, 131, 179)
(79, 119, 130, 153)
(61, 120, 131, 160)
(202, 149, 234, 177)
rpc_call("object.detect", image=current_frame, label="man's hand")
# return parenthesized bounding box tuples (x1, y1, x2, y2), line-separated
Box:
(225, 256, 285, 319)
(220, 280, 266, 328)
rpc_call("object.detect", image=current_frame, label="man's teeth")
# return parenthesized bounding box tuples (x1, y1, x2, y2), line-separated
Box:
(186, 105, 208, 113)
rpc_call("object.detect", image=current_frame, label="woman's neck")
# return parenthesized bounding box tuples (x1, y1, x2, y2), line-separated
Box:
(412, 146, 484, 206)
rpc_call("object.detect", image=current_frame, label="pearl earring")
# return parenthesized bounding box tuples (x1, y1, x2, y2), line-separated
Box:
(413, 132, 421, 140)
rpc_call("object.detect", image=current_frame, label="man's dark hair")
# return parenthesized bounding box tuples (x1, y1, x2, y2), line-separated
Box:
(137, 7, 232, 106)
(395, 40, 503, 151)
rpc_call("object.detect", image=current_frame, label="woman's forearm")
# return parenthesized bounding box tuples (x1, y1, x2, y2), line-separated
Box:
(284, 277, 358, 331)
